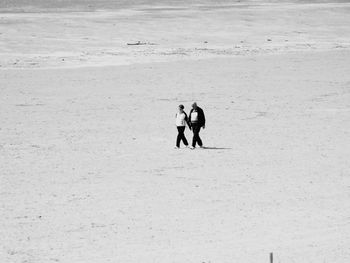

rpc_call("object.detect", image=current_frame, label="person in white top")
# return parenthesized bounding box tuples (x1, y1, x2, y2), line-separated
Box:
(175, 104, 191, 149)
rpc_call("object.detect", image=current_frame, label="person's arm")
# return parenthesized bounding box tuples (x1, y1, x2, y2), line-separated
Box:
(185, 112, 191, 130)
(188, 109, 192, 124)
(201, 108, 206, 128)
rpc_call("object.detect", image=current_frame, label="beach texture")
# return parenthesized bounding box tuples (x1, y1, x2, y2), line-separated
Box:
(1, 1, 350, 263)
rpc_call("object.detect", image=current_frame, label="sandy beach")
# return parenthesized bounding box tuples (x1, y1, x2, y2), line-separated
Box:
(1, 1, 350, 263)
(1, 1, 350, 68)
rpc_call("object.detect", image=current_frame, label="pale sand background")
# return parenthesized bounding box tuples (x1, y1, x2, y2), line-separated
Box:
(1, 1, 350, 263)
(1, 1, 350, 68)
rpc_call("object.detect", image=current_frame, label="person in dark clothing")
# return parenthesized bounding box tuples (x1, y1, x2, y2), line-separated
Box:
(175, 104, 191, 149)
(189, 102, 205, 149)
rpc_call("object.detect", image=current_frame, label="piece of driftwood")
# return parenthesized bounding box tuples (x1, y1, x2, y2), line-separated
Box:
(127, 41, 156, 46)
(127, 41, 146, 46)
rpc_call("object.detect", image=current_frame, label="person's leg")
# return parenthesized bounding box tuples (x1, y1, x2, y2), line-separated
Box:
(191, 124, 196, 147)
(179, 126, 188, 146)
(176, 127, 182, 147)
(195, 125, 202, 147)
(192, 124, 200, 147)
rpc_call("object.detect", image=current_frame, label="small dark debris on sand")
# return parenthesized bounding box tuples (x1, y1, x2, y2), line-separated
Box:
(127, 41, 156, 46)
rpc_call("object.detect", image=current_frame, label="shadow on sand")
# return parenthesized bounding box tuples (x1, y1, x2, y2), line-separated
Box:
(202, 147, 232, 150)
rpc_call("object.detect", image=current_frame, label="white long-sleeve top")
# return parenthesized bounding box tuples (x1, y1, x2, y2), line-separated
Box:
(175, 112, 188, 127)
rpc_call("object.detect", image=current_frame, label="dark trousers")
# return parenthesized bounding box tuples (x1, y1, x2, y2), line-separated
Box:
(176, 126, 188, 147)
(191, 123, 203, 147)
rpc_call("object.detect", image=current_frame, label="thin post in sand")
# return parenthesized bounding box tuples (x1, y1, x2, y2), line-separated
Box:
(270, 252, 273, 263)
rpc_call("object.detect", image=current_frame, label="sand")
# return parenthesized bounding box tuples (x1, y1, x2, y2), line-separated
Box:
(1, 1, 350, 263)
(1, 1, 350, 68)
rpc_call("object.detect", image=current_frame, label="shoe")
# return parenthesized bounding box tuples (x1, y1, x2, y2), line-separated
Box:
(199, 145, 205, 149)
(190, 146, 195, 149)
(174, 146, 180, 149)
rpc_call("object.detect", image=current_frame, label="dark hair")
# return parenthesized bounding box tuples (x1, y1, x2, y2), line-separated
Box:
(179, 104, 184, 109)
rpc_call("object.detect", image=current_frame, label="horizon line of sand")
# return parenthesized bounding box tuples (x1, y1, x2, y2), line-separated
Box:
(1, 1, 350, 13)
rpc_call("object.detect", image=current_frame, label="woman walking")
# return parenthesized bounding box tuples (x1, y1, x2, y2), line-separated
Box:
(175, 104, 191, 149)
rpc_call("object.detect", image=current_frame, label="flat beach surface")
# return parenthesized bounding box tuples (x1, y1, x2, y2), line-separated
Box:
(1, 1, 350, 263)
(1, 0, 350, 68)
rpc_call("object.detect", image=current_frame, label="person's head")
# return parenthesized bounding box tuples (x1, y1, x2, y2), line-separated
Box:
(178, 104, 184, 112)
(192, 102, 198, 110)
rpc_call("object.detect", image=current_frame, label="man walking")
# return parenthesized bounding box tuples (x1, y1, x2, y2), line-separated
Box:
(189, 102, 205, 149)
(175, 104, 191, 149)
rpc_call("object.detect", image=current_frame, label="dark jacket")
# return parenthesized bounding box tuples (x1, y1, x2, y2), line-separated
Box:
(189, 107, 205, 127)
